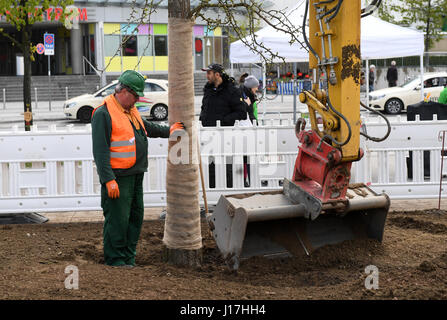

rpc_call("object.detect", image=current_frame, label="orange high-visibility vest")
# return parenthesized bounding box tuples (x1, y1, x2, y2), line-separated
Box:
(92, 95, 147, 169)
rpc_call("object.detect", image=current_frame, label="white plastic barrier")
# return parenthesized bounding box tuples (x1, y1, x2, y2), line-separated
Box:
(0, 116, 446, 214)
(353, 114, 447, 199)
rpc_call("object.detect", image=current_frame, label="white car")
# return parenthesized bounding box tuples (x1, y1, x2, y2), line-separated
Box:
(369, 72, 447, 114)
(64, 79, 169, 123)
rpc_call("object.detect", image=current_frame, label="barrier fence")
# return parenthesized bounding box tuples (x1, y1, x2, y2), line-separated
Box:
(265, 80, 313, 95)
(0, 116, 446, 214)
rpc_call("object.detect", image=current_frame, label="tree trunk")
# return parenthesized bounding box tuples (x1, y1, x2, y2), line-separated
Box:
(162, 0, 202, 267)
(22, 23, 33, 131)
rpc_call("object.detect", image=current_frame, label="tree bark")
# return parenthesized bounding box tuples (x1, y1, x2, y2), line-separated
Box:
(22, 22, 33, 131)
(162, 0, 202, 266)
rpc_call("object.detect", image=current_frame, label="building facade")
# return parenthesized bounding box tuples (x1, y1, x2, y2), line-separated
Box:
(0, 1, 231, 76)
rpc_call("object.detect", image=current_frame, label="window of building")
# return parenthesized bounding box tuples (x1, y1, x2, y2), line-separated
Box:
(204, 37, 213, 67)
(213, 37, 222, 65)
(222, 37, 230, 68)
(122, 35, 137, 56)
(138, 35, 153, 56)
(154, 36, 167, 56)
(104, 35, 120, 56)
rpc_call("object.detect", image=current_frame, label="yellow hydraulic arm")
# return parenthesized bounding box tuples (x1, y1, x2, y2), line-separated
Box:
(300, 0, 362, 162)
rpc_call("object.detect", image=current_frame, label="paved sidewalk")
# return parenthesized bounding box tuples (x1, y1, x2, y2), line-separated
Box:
(43, 207, 164, 224)
(41, 198, 446, 224)
(0, 100, 66, 123)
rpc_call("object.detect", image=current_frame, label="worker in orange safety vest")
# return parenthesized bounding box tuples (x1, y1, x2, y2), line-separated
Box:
(91, 70, 184, 267)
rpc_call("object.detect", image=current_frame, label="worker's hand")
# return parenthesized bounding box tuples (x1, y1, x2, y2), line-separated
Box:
(170, 122, 186, 135)
(244, 97, 251, 105)
(106, 180, 120, 199)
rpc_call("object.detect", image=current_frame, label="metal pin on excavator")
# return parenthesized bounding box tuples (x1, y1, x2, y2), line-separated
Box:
(208, 0, 391, 270)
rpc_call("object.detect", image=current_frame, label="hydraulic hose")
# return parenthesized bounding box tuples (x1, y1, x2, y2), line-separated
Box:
(303, 0, 321, 64)
(361, 0, 382, 18)
(326, 0, 344, 22)
(359, 101, 392, 142)
(303, 0, 352, 147)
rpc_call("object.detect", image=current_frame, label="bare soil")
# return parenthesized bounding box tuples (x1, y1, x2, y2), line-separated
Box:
(0, 210, 446, 300)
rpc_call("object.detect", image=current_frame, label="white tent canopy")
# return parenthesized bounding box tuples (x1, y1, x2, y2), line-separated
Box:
(230, 6, 424, 63)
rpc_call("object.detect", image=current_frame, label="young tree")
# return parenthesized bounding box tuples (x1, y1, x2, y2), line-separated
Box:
(378, 0, 447, 56)
(159, 0, 302, 266)
(0, 0, 73, 131)
(163, 0, 203, 266)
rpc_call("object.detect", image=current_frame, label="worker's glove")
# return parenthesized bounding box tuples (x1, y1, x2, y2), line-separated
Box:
(106, 180, 120, 199)
(170, 122, 186, 136)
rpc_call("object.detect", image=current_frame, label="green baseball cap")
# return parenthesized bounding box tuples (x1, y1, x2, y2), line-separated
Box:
(118, 70, 145, 97)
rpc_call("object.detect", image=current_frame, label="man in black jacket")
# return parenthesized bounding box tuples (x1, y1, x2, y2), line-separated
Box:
(199, 63, 246, 127)
(200, 63, 246, 188)
(386, 60, 398, 87)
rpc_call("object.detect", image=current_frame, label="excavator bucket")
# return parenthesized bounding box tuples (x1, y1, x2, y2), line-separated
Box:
(208, 179, 389, 270)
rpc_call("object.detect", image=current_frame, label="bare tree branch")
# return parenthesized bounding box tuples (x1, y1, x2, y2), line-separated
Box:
(189, 0, 307, 65)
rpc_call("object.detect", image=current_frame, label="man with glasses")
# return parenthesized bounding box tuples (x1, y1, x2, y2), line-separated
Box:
(91, 70, 184, 268)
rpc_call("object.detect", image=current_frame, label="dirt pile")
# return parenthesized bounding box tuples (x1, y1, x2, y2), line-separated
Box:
(0, 210, 446, 300)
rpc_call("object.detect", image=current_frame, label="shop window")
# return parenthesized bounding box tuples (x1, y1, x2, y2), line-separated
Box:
(122, 35, 137, 56)
(138, 35, 153, 56)
(104, 35, 120, 56)
(154, 35, 167, 56)
(214, 37, 222, 64)
(204, 37, 213, 67)
(222, 37, 229, 68)
(194, 38, 204, 70)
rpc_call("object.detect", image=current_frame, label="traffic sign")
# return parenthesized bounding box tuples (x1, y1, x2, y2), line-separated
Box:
(44, 33, 54, 55)
(36, 43, 45, 55)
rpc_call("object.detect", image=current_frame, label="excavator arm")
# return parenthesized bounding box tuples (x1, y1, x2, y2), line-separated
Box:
(293, 0, 363, 202)
(209, 0, 390, 270)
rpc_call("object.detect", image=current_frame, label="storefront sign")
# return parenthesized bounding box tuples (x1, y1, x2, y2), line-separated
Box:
(0, 7, 88, 22)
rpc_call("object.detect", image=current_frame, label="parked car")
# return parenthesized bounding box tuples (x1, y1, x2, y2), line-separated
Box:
(64, 79, 169, 123)
(368, 72, 447, 114)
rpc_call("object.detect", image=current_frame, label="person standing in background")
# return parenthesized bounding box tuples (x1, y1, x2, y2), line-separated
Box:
(387, 61, 398, 87)
(439, 83, 447, 104)
(369, 65, 376, 92)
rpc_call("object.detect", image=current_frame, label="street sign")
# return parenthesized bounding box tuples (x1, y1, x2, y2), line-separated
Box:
(36, 43, 45, 55)
(44, 33, 54, 55)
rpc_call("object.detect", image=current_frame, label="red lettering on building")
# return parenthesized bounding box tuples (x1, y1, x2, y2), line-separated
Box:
(46, 8, 53, 20)
(54, 7, 62, 21)
(77, 8, 87, 21)
(0, 7, 87, 22)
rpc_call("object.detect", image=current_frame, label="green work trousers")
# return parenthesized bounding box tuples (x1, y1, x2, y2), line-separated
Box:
(101, 173, 145, 266)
